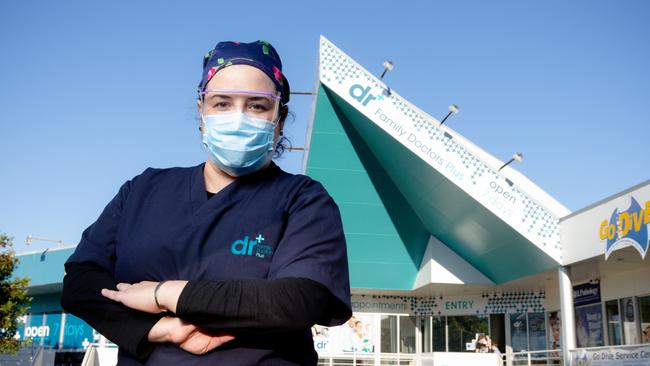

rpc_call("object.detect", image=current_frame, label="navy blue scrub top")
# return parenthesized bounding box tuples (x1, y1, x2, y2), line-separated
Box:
(66, 162, 351, 365)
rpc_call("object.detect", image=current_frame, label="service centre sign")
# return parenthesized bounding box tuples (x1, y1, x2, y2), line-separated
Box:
(570, 344, 650, 366)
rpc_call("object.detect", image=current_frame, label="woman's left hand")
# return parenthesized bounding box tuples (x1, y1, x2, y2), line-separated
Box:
(101, 280, 187, 313)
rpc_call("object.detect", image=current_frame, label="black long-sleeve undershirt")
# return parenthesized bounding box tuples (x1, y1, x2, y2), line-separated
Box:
(61, 261, 351, 360)
(175, 278, 351, 335)
(61, 262, 162, 359)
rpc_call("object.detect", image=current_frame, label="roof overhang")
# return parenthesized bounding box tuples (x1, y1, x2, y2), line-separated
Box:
(307, 36, 570, 288)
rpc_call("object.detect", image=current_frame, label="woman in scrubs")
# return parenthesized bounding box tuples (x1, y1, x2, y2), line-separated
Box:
(61, 40, 352, 365)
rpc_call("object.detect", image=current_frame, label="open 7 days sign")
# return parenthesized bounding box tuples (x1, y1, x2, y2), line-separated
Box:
(599, 197, 650, 260)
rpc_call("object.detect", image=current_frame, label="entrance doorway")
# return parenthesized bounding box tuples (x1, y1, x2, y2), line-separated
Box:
(490, 314, 505, 353)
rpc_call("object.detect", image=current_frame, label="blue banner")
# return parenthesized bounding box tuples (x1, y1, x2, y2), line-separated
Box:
(573, 282, 601, 306)
(575, 303, 604, 348)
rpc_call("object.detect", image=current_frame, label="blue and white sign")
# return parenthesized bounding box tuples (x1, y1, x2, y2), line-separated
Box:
(318, 36, 567, 263)
(573, 282, 601, 307)
(599, 197, 650, 260)
(570, 344, 650, 366)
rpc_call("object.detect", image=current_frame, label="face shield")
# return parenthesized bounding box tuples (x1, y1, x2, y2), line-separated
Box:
(198, 89, 282, 177)
(199, 89, 281, 123)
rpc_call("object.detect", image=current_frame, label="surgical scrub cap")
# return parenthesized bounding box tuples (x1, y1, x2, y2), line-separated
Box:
(198, 40, 291, 105)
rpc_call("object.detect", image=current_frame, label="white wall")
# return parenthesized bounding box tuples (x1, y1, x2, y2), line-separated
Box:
(601, 264, 650, 301)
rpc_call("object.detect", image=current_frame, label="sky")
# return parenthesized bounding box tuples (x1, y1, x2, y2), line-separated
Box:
(1, 0, 649, 254)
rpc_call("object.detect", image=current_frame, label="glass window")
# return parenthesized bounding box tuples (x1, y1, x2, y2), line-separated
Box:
(448, 315, 488, 352)
(432, 316, 446, 352)
(399, 316, 416, 353)
(527, 312, 547, 357)
(638, 295, 650, 344)
(606, 300, 622, 345)
(25, 313, 45, 345)
(510, 313, 528, 352)
(421, 316, 446, 352)
(575, 303, 604, 347)
(43, 313, 62, 349)
(62, 314, 95, 350)
(381, 315, 397, 353)
(547, 311, 562, 361)
(621, 297, 639, 344)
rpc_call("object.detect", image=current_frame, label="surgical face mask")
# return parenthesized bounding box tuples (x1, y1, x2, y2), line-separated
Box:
(198, 89, 281, 177)
(201, 112, 277, 177)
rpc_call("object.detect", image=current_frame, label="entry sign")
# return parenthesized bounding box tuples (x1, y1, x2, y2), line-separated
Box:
(573, 282, 601, 307)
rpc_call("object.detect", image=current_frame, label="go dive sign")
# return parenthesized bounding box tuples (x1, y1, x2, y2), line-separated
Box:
(600, 197, 650, 259)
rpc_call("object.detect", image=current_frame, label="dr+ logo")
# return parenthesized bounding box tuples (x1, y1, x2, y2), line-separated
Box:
(230, 234, 274, 259)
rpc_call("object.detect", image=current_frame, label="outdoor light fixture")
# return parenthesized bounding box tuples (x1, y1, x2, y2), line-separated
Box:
(40, 248, 50, 262)
(439, 104, 459, 126)
(25, 235, 64, 246)
(380, 60, 394, 79)
(498, 152, 524, 172)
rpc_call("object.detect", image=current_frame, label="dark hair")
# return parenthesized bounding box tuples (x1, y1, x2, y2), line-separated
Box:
(273, 105, 293, 158)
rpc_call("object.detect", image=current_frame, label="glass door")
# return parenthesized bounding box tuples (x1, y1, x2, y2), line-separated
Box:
(447, 315, 489, 352)
(638, 295, 650, 344)
(605, 300, 622, 345)
(621, 297, 639, 344)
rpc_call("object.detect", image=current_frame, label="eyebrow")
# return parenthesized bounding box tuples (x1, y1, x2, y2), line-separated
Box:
(207, 94, 272, 103)
(246, 96, 272, 102)
(203, 89, 280, 99)
(207, 94, 232, 100)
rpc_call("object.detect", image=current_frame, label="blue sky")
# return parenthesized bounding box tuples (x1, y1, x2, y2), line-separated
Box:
(1, 0, 648, 253)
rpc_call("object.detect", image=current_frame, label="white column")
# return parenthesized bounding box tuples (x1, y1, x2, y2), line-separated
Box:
(59, 313, 67, 350)
(558, 266, 576, 364)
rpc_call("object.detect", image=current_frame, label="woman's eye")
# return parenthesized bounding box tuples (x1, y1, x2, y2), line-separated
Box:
(214, 101, 230, 109)
(248, 103, 268, 111)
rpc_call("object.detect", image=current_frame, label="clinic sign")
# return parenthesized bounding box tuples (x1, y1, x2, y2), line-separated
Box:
(16, 313, 95, 349)
(351, 295, 487, 316)
(573, 282, 601, 307)
(23, 325, 51, 338)
(319, 36, 564, 263)
(351, 292, 546, 316)
(599, 197, 650, 259)
(351, 295, 409, 314)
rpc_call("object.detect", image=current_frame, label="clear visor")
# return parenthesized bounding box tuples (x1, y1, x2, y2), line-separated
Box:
(200, 89, 281, 122)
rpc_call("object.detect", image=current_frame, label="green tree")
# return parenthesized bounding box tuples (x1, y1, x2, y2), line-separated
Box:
(0, 234, 31, 354)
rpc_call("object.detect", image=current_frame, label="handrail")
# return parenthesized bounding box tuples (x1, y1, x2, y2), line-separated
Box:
(504, 348, 563, 366)
(511, 349, 561, 355)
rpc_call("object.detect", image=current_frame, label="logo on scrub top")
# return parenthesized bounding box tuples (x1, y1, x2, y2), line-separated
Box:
(230, 234, 274, 259)
(599, 197, 650, 260)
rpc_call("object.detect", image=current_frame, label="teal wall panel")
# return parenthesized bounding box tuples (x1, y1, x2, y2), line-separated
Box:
(30, 293, 63, 313)
(307, 85, 431, 290)
(318, 84, 558, 284)
(14, 248, 74, 287)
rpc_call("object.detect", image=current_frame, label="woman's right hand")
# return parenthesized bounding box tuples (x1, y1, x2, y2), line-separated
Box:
(148, 316, 235, 355)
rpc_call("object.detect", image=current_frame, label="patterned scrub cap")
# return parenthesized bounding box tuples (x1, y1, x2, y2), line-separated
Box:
(198, 40, 290, 105)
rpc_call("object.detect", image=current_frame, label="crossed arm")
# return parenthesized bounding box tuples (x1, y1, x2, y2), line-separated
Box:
(61, 261, 350, 359)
